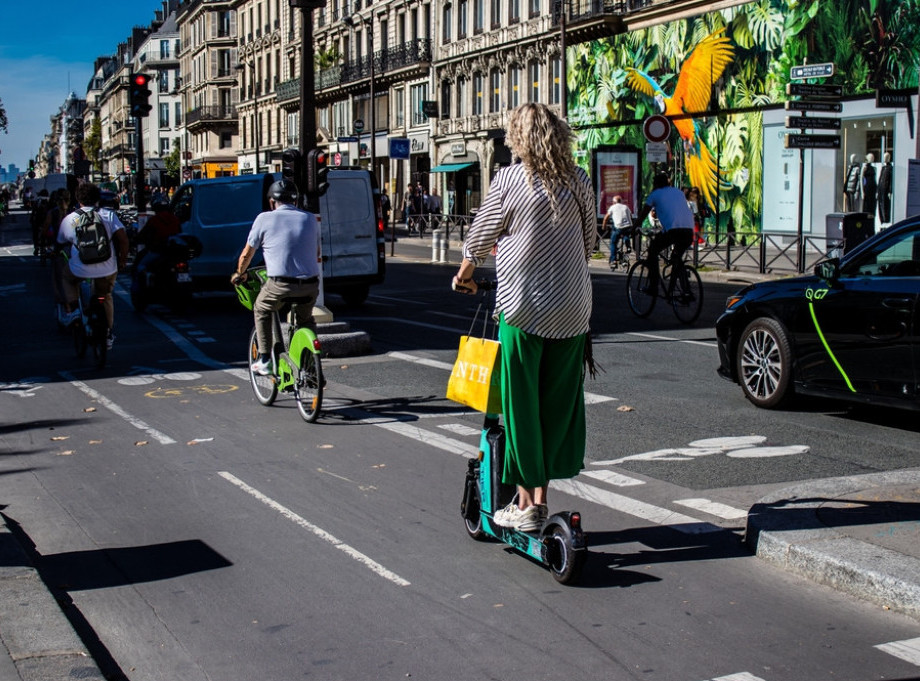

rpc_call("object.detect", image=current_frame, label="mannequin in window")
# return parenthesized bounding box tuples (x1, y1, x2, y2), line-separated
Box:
(844, 153, 861, 211)
(877, 152, 893, 224)
(861, 153, 877, 216)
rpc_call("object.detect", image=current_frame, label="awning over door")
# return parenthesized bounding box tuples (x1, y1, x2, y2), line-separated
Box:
(429, 162, 477, 173)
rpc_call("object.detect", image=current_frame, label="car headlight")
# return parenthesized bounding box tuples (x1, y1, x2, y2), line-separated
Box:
(725, 295, 744, 310)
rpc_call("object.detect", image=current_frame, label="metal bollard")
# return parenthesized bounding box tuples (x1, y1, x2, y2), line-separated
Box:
(431, 230, 441, 262)
(438, 229, 449, 263)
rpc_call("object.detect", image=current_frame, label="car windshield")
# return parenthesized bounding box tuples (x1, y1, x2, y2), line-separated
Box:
(842, 226, 920, 277)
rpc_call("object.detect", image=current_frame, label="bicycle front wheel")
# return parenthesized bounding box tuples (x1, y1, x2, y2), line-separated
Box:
(248, 328, 278, 406)
(670, 265, 703, 325)
(294, 350, 323, 423)
(626, 260, 657, 318)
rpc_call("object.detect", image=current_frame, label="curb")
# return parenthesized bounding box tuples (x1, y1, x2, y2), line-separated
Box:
(745, 470, 920, 621)
(0, 519, 105, 680)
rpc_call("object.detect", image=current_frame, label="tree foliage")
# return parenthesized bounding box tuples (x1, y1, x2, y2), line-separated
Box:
(0, 96, 8, 134)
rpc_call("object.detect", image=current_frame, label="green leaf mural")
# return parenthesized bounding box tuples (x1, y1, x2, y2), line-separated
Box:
(570, 0, 920, 236)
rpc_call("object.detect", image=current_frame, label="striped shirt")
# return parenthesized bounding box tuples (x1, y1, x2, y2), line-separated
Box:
(462, 163, 596, 339)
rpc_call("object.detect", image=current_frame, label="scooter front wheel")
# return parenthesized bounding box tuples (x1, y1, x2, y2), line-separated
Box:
(545, 526, 585, 584)
(463, 485, 487, 541)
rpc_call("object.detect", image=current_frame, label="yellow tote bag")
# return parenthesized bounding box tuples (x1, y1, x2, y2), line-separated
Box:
(446, 335, 503, 413)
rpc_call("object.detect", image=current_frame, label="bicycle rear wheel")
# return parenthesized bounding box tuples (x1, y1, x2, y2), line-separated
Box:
(73, 320, 87, 358)
(248, 328, 278, 406)
(670, 265, 703, 325)
(294, 350, 323, 423)
(626, 260, 657, 318)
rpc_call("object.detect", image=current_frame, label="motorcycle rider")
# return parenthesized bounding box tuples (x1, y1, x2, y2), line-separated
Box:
(134, 199, 181, 271)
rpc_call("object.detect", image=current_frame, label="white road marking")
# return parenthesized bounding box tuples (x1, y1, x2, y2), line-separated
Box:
(438, 423, 482, 437)
(60, 372, 176, 445)
(727, 445, 809, 458)
(387, 351, 615, 405)
(674, 498, 747, 520)
(710, 674, 767, 681)
(218, 471, 410, 587)
(553, 479, 721, 534)
(581, 469, 645, 487)
(0, 380, 44, 398)
(373, 420, 477, 457)
(626, 331, 717, 348)
(875, 637, 920, 666)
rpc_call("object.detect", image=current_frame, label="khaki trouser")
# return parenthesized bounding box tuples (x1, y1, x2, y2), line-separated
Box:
(253, 277, 319, 355)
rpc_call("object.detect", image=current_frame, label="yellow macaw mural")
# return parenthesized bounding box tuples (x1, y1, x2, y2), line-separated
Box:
(625, 31, 735, 210)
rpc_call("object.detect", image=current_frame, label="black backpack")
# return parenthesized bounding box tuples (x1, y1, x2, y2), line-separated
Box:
(73, 208, 112, 264)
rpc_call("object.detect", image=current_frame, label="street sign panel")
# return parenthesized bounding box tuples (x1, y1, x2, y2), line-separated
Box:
(876, 88, 913, 108)
(389, 137, 411, 160)
(786, 83, 843, 98)
(785, 116, 842, 130)
(337, 136, 359, 143)
(785, 99, 843, 113)
(353, 118, 365, 133)
(790, 63, 835, 80)
(645, 142, 668, 163)
(784, 134, 841, 149)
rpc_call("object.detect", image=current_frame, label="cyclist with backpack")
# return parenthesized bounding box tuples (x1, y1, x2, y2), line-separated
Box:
(57, 182, 129, 348)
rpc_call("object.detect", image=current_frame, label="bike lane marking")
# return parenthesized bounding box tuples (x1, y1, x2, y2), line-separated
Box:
(875, 637, 920, 666)
(59, 371, 177, 445)
(218, 471, 411, 587)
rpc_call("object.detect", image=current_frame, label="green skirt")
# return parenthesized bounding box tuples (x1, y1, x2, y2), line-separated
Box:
(498, 315, 587, 488)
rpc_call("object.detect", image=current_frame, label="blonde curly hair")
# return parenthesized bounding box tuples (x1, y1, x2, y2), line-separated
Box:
(506, 103, 578, 216)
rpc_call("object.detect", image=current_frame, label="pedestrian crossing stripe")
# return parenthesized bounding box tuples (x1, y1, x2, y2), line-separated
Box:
(876, 637, 920, 666)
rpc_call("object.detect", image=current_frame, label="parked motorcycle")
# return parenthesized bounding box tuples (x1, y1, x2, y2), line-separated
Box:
(130, 234, 202, 313)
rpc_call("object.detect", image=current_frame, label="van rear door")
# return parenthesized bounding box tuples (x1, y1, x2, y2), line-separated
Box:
(319, 169, 380, 281)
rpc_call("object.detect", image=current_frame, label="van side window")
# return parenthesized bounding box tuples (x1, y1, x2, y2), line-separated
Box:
(174, 187, 194, 223)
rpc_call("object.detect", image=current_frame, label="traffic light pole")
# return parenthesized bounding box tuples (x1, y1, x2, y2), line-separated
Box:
(297, 2, 318, 212)
(134, 116, 146, 212)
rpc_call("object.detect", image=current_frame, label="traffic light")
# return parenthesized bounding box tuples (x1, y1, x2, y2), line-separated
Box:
(305, 149, 329, 196)
(281, 147, 303, 186)
(129, 74, 153, 118)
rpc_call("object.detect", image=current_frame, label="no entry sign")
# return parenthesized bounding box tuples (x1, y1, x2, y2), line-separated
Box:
(643, 115, 671, 143)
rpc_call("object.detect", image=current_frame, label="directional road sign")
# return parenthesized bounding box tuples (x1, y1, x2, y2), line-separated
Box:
(784, 134, 841, 149)
(785, 99, 843, 113)
(785, 116, 842, 130)
(790, 63, 835, 80)
(786, 83, 843, 98)
(337, 136, 359, 143)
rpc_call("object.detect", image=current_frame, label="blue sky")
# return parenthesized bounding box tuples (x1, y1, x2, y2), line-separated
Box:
(0, 1, 166, 173)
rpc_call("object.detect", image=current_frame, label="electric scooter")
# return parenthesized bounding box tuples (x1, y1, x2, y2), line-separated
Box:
(455, 281, 588, 584)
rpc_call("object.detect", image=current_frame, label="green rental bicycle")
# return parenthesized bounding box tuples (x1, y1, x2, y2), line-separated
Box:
(235, 268, 324, 422)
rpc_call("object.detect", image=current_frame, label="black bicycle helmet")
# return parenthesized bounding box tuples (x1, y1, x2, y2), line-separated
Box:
(268, 179, 298, 204)
(151, 198, 170, 211)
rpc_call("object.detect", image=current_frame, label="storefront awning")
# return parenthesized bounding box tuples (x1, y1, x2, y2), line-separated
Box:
(429, 162, 477, 173)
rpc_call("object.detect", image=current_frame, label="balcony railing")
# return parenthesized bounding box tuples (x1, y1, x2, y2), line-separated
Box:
(186, 105, 238, 125)
(341, 39, 432, 83)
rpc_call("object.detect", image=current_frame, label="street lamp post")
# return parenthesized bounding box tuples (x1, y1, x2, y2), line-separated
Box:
(343, 13, 376, 176)
(236, 60, 259, 174)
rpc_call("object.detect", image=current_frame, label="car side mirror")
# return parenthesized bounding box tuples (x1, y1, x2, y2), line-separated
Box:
(815, 258, 840, 283)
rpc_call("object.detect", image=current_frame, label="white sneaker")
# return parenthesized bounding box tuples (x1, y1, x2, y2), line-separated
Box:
(251, 357, 272, 375)
(492, 501, 523, 528)
(106, 332, 115, 350)
(61, 309, 80, 326)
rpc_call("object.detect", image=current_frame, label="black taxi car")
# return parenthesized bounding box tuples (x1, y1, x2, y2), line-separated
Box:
(716, 215, 920, 410)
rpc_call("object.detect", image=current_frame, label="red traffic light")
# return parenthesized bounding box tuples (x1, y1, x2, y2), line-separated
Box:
(133, 74, 149, 86)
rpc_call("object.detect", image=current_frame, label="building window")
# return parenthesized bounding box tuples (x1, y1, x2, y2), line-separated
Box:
(218, 10, 232, 37)
(410, 83, 428, 126)
(160, 137, 171, 155)
(441, 80, 452, 118)
(458, 0, 468, 38)
(159, 40, 171, 60)
(287, 112, 299, 147)
(458, 76, 468, 117)
(220, 131, 233, 149)
(159, 103, 170, 128)
(473, 0, 484, 33)
(550, 56, 561, 105)
(218, 49, 232, 77)
(473, 72, 483, 115)
(509, 0, 520, 23)
(395, 88, 405, 127)
(529, 0, 540, 17)
(175, 102, 182, 126)
(158, 70, 169, 93)
(442, 3, 452, 43)
(490, 68, 501, 112)
(333, 99, 349, 137)
(510, 65, 521, 108)
(490, 0, 501, 28)
(528, 60, 540, 102)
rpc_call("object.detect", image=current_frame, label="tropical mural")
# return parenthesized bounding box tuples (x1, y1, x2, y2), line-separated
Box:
(569, 0, 920, 236)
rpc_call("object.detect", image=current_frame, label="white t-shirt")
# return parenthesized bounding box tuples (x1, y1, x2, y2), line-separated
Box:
(605, 202, 633, 229)
(57, 205, 124, 279)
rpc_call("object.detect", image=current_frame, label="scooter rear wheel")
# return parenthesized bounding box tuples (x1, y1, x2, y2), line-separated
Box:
(546, 526, 585, 584)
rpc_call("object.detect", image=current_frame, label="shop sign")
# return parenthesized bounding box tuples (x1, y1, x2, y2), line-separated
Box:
(784, 134, 841, 149)
(451, 142, 467, 156)
(876, 89, 913, 108)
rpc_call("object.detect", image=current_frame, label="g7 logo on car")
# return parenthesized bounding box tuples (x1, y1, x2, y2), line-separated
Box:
(805, 287, 829, 300)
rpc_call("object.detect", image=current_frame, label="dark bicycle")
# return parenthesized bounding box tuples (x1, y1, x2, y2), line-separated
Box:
(626, 245, 703, 324)
(71, 279, 109, 369)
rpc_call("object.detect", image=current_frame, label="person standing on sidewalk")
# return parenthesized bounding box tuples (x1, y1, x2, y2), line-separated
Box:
(451, 102, 596, 532)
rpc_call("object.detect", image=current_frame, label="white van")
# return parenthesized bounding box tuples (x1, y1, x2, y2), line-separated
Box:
(171, 170, 385, 305)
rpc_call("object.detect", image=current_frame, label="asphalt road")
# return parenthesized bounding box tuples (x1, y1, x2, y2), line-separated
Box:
(1, 209, 919, 681)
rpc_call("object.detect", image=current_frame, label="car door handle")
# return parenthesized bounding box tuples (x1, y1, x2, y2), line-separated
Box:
(882, 298, 913, 311)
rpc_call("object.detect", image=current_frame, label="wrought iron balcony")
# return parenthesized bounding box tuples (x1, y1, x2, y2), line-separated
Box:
(186, 105, 238, 126)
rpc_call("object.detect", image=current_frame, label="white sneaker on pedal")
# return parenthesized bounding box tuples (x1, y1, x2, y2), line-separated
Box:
(251, 357, 272, 375)
(61, 310, 80, 326)
(106, 332, 115, 350)
(492, 500, 521, 528)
